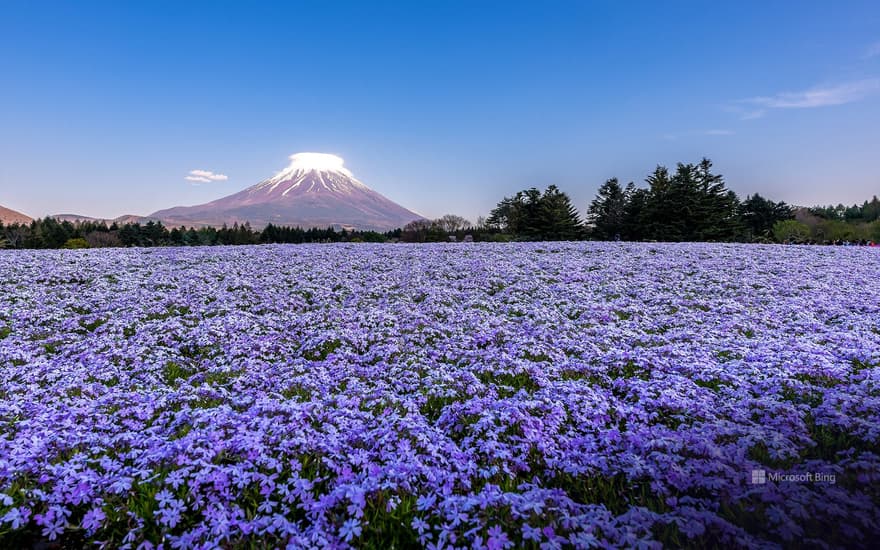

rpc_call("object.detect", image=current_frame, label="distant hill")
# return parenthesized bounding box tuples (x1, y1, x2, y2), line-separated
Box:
(52, 213, 149, 225)
(52, 214, 102, 223)
(150, 152, 423, 230)
(0, 205, 32, 225)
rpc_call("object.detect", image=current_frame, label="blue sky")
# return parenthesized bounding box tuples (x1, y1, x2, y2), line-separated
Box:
(1, 0, 879, 222)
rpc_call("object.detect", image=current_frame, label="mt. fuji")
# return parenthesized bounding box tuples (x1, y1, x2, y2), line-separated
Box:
(150, 153, 423, 230)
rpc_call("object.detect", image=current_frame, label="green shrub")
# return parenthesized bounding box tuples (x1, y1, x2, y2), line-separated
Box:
(772, 220, 810, 242)
(63, 237, 90, 249)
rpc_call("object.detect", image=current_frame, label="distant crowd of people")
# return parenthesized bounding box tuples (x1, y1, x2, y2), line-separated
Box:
(785, 239, 878, 246)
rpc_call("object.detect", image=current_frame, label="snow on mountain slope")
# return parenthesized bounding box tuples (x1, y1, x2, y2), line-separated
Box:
(151, 153, 422, 230)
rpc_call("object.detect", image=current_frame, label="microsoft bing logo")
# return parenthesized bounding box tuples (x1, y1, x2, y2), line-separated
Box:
(751, 469, 766, 484)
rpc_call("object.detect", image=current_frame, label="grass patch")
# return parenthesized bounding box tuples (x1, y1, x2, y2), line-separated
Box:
(479, 371, 540, 397)
(162, 361, 191, 385)
(613, 310, 632, 321)
(802, 416, 879, 461)
(608, 360, 650, 381)
(420, 393, 460, 422)
(303, 339, 343, 361)
(79, 318, 108, 332)
(694, 378, 727, 391)
(281, 385, 311, 401)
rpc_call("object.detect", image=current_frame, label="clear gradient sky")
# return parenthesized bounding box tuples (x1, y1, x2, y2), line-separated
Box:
(1, 1, 879, 222)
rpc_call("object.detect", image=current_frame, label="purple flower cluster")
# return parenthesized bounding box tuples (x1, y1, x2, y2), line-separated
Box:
(1, 242, 878, 548)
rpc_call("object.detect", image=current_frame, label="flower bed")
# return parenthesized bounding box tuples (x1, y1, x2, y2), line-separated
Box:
(1, 242, 878, 548)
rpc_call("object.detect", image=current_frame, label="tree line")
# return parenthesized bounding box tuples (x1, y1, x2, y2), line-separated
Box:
(2, 157, 878, 249)
(485, 158, 879, 243)
(0, 219, 393, 250)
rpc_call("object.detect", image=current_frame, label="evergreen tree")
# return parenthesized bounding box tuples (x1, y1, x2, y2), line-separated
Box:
(641, 165, 683, 240)
(692, 158, 741, 241)
(487, 191, 525, 235)
(739, 194, 793, 241)
(621, 184, 648, 241)
(587, 178, 628, 240)
(864, 196, 880, 222)
(636, 160, 742, 241)
(587, 158, 744, 242)
(539, 185, 582, 240)
(488, 186, 582, 240)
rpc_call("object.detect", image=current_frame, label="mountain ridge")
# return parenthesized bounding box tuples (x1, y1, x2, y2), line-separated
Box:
(150, 153, 422, 230)
(0, 205, 33, 225)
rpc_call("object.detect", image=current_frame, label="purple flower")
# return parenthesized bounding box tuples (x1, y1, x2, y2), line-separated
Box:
(412, 517, 429, 534)
(522, 524, 541, 542)
(339, 518, 361, 542)
(155, 489, 174, 507)
(82, 507, 106, 532)
(486, 525, 510, 550)
(3, 507, 27, 530)
(42, 518, 66, 541)
(417, 494, 436, 511)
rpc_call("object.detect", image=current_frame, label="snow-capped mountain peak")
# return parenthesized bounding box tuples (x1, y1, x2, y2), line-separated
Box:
(255, 152, 370, 195)
(149, 152, 422, 230)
